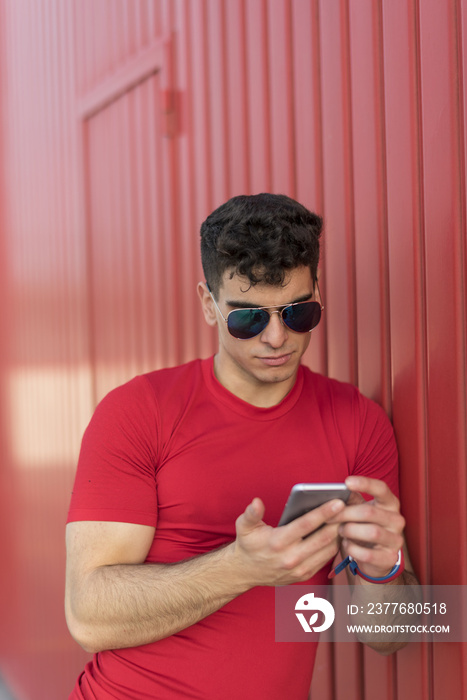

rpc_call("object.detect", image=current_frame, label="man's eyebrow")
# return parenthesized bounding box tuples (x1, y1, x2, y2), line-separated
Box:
(225, 293, 314, 310)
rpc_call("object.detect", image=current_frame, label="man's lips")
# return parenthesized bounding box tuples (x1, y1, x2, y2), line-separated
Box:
(258, 353, 292, 366)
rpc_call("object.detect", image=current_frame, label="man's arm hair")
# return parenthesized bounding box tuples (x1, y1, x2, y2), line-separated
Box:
(65, 521, 251, 653)
(65, 498, 345, 653)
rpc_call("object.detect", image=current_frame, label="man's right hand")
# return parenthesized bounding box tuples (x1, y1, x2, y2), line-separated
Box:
(232, 497, 345, 587)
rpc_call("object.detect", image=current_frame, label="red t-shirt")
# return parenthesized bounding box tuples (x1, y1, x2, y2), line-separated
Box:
(67, 358, 399, 699)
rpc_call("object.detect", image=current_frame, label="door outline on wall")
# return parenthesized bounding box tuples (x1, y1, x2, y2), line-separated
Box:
(76, 35, 179, 404)
(77, 36, 173, 123)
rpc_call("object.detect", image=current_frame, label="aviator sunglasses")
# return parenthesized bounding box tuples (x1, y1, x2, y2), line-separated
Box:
(207, 283, 323, 340)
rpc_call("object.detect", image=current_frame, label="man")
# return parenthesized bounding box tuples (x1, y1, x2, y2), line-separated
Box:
(65, 193, 416, 699)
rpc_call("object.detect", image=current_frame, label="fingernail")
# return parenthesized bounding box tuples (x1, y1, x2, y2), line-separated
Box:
(331, 499, 345, 512)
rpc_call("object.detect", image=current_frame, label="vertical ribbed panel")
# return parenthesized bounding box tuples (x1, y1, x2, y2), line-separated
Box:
(419, 3, 467, 699)
(349, 12, 392, 700)
(85, 73, 171, 401)
(291, 0, 327, 378)
(383, 4, 432, 699)
(0, 1, 466, 698)
(319, 0, 358, 388)
(268, 0, 296, 194)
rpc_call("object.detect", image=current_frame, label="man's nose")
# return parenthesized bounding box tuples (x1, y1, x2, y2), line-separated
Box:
(259, 311, 288, 347)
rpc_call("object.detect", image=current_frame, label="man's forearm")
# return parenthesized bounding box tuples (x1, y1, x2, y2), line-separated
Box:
(350, 568, 420, 654)
(66, 498, 345, 653)
(66, 543, 250, 653)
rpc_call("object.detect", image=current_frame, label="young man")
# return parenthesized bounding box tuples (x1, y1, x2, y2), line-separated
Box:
(65, 193, 415, 699)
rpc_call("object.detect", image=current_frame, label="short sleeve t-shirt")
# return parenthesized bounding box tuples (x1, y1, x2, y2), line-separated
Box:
(67, 358, 399, 700)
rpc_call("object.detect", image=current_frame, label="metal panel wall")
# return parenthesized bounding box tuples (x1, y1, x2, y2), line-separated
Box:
(0, 1, 465, 698)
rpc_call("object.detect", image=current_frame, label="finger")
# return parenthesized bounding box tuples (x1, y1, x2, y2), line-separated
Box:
(277, 523, 342, 581)
(345, 476, 399, 510)
(347, 491, 365, 506)
(331, 501, 405, 529)
(236, 498, 266, 533)
(289, 539, 342, 582)
(277, 499, 346, 545)
(326, 494, 366, 523)
(297, 521, 342, 557)
(338, 522, 404, 550)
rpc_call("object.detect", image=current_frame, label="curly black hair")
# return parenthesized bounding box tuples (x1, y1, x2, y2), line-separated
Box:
(200, 193, 322, 297)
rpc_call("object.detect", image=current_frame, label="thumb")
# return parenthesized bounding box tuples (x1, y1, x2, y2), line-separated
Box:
(236, 498, 265, 533)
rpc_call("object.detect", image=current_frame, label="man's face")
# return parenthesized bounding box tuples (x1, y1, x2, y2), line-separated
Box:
(198, 266, 316, 405)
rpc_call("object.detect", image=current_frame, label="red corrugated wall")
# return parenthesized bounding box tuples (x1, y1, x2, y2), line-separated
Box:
(0, 1, 465, 698)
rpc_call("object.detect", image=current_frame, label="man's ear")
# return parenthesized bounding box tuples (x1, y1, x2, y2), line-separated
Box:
(197, 282, 218, 328)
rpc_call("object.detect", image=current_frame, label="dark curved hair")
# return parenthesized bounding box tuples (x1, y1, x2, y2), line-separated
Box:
(200, 193, 322, 297)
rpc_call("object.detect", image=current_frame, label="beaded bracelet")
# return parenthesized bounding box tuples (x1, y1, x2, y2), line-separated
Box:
(328, 549, 405, 583)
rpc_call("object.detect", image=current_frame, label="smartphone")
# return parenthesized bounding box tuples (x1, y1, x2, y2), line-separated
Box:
(278, 483, 350, 526)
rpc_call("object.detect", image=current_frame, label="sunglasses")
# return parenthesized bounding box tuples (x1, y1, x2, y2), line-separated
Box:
(207, 284, 323, 340)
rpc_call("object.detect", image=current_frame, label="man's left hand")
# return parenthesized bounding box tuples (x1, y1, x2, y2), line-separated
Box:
(328, 476, 405, 581)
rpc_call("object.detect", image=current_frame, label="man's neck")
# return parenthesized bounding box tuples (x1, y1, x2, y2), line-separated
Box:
(212, 355, 298, 408)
